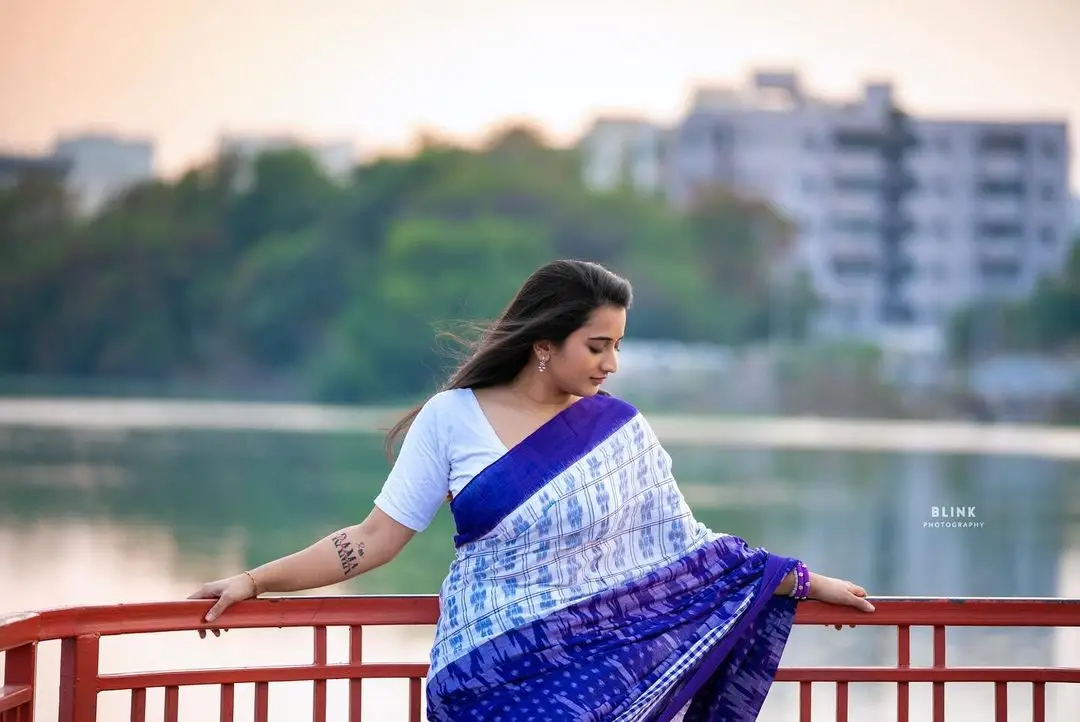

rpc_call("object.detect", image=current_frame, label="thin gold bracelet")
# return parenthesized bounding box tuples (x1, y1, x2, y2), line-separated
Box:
(243, 570, 262, 596)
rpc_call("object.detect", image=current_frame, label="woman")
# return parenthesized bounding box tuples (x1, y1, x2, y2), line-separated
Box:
(190, 259, 874, 721)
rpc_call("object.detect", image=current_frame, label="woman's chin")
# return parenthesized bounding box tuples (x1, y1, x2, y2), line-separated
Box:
(577, 381, 605, 396)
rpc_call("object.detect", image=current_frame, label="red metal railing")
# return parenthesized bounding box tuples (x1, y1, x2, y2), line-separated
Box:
(2, 596, 1079, 721)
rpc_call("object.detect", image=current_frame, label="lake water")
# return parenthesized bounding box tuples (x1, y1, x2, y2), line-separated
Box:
(2, 408, 1079, 720)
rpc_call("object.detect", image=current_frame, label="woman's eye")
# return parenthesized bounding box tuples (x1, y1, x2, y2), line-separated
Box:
(589, 347, 603, 354)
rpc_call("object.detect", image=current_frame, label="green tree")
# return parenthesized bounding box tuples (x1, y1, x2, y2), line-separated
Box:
(949, 236, 1080, 360)
(0, 126, 804, 403)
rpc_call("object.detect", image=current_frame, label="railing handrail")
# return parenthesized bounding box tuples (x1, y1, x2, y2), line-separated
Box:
(4, 595, 1080, 653)
(4, 596, 1080, 722)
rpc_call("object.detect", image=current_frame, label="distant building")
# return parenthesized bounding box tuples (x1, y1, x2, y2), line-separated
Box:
(579, 71, 1073, 343)
(52, 133, 155, 214)
(967, 354, 1080, 422)
(903, 120, 1070, 327)
(579, 118, 665, 194)
(217, 133, 357, 187)
(0, 153, 71, 188)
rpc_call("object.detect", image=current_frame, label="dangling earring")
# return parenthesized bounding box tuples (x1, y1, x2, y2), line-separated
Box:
(538, 355, 547, 373)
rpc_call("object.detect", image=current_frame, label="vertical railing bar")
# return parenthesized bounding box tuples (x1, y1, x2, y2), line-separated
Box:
(58, 634, 100, 722)
(1032, 681, 1045, 722)
(897, 625, 911, 722)
(254, 682, 269, 722)
(932, 625, 946, 722)
(409, 678, 422, 722)
(128, 688, 146, 722)
(994, 681, 1007, 722)
(4, 643, 36, 722)
(219, 683, 235, 722)
(313, 626, 328, 722)
(349, 626, 363, 722)
(164, 686, 179, 722)
(835, 680, 848, 722)
(799, 681, 811, 722)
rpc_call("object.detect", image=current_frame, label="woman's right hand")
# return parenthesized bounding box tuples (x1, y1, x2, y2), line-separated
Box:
(188, 572, 258, 636)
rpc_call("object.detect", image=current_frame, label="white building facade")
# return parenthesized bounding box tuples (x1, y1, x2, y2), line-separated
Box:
(580, 71, 1072, 342)
(578, 118, 665, 195)
(217, 133, 357, 185)
(52, 133, 156, 215)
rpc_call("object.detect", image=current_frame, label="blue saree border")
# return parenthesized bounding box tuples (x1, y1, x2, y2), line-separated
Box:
(449, 392, 639, 548)
(655, 553, 797, 720)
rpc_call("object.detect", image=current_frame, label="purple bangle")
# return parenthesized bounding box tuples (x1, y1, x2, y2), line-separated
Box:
(788, 561, 810, 600)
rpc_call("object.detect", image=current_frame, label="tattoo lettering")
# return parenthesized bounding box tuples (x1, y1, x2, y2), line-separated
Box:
(331, 531, 364, 576)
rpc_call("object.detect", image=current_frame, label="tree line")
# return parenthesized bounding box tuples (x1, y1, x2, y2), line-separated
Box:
(948, 242, 1080, 362)
(0, 126, 815, 404)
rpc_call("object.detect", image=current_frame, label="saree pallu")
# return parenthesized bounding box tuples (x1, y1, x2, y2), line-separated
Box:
(427, 394, 799, 721)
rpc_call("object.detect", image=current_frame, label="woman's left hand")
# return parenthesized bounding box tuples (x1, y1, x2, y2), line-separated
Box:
(809, 574, 875, 615)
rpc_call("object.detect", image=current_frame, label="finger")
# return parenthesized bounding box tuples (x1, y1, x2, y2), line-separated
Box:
(205, 599, 229, 623)
(198, 629, 207, 640)
(850, 585, 867, 598)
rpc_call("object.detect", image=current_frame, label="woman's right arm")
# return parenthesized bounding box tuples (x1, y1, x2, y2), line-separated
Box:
(189, 506, 415, 624)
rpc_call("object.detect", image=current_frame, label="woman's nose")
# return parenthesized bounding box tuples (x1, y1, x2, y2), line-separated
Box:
(601, 351, 618, 373)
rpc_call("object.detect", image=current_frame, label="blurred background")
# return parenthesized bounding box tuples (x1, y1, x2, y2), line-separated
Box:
(2, 1, 1079, 719)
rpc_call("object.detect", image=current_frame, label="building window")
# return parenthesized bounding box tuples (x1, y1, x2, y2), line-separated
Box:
(935, 219, 949, 240)
(977, 221, 1023, 239)
(832, 257, 877, 278)
(1040, 226, 1056, 246)
(978, 133, 1026, 154)
(1041, 185, 1056, 201)
(831, 216, 878, 234)
(1041, 140, 1058, 159)
(834, 176, 879, 192)
(978, 179, 1025, 197)
(979, 260, 1021, 281)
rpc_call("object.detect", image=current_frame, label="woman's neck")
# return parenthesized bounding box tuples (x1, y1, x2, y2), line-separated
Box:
(507, 372, 577, 410)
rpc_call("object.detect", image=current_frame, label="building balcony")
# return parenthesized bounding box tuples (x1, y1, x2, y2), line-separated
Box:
(977, 155, 1026, 178)
(977, 197, 1026, 219)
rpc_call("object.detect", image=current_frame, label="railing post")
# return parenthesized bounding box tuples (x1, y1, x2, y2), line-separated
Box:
(57, 634, 100, 722)
(3, 641, 36, 722)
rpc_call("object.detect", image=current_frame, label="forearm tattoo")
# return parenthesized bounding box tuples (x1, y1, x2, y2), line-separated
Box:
(331, 531, 364, 576)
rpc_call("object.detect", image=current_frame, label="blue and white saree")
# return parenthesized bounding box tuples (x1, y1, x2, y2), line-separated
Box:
(427, 393, 799, 721)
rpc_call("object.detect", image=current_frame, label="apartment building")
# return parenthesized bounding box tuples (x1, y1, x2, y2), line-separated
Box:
(52, 133, 156, 214)
(903, 120, 1069, 327)
(578, 117, 665, 194)
(580, 71, 1072, 341)
(217, 133, 357, 188)
(0, 154, 71, 188)
(0, 134, 154, 215)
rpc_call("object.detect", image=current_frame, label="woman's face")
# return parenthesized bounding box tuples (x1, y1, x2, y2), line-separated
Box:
(543, 304, 625, 396)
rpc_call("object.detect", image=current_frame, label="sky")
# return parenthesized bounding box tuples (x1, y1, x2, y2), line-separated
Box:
(2, 0, 1078, 190)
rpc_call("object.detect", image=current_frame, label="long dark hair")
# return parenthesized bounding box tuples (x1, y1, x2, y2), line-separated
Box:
(383, 259, 633, 459)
